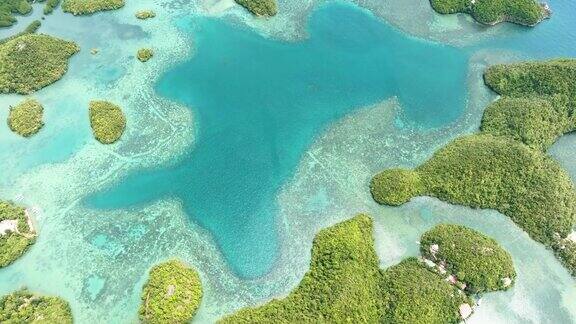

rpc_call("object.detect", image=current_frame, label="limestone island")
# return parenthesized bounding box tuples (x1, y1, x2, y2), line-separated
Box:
(430, 0, 551, 26)
(8, 98, 44, 137)
(137, 48, 154, 62)
(89, 100, 126, 144)
(0, 201, 36, 268)
(371, 59, 576, 277)
(139, 259, 203, 324)
(0, 33, 79, 95)
(62, 0, 124, 15)
(234, 0, 277, 17)
(0, 1, 59, 27)
(136, 10, 156, 20)
(220, 214, 515, 323)
(0, 289, 72, 323)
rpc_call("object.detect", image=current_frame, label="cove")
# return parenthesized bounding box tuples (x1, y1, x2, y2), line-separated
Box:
(86, 2, 468, 278)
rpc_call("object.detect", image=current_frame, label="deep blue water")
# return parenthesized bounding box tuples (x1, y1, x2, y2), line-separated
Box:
(88, 3, 472, 278)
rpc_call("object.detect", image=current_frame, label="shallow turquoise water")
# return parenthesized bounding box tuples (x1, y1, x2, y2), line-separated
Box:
(87, 3, 469, 278)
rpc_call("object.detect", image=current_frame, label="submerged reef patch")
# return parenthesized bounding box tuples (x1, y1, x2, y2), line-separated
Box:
(429, 0, 550, 26)
(139, 259, 203, 324)
(89, 100, 126, 144)
(371, 59, 576, 277)
(0, 201, 36, 268)
(0, 289, 72, 323)
(8, 98, 44, 137)
(62, 0, 124, 15)
(221, 215, 513, 323)
(0, 33, 79, 94)
(234, 0, 277, 17)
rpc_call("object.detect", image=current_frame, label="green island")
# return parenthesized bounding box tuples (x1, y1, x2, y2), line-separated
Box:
(42, 0, 61, 14)
(62, 0, 124, 15)
(371, 59, 576, 277)
(234, 0, 277, 17)
(89, 100, 126, 144)
(420, 224, 516, 293)
(0, 289, 72, 323)
(139, 259, 203, 324)
(8, 98, 44, 137)
(0, 33, 79, 94)
(0, 0, 32, 28)
(220, 215, 514, 323)
(429, 0, 550, 26)
(136, 10, 156, 20)
(137, 48, 154, 62)
(0, 201, 36, 268)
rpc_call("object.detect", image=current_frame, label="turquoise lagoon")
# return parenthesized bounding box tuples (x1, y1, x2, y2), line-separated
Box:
(0, 0, 575, 322)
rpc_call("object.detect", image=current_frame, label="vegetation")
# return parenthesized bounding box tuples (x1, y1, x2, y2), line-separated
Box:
(137, 48, 153, 62)
(136, 10, 155, 20)
(234, 0, 277, 17)
(421, 224, 516, 293)
(0, 289, 72, 323)
(380, 258, 469, 323)
(0, 201, 35, 268)
(139, 260, 203, 324)
(0, 0, 32, 28)
(8, 98, 44, 137)
(62, 0, 124, 15)
(0, 20, 41, 46)
(0, 33, 79, 94)
(221, 215, 512, 323)
(89, 100, 126, 144)
(371, 59, 576, 277)
(42, 0, 61, 14)
(429, 0, 549, 26)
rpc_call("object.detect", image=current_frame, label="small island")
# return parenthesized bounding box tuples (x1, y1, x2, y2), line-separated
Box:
(0, 289, 72, 323)
(89, 100, 126, 144)
(0, 33, 79, 94)
(0, 0, 32, 27)
(234, 0, 277, 17)
(136, 10, 156, 20)
(137, 48, 154, 62)
(0, 201, 36, 268)
(139, 259, 203, 324)
(430, 0, 550, 26)
(220, 215, 514, 322)
(8, 98, 44, 137)
(370, 59, 576, 277)
(62, 0, 124, 15)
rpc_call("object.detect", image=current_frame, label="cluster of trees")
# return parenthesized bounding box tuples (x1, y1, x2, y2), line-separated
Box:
(430, 0, 548, 26)
(139, 260, 203, 323)
(234, 0, 277, 17)
(0, 290, 72, 323)
(0, 0, 61, 27)
(8, 98, 44, 137)
(61, 0, 124, 15)
(0, 201, 35, 268)
(0, 33, 79, 94)
(371, 59, 576, 278)
(221, 215, 512, 323)
(89, 100, 126, 144)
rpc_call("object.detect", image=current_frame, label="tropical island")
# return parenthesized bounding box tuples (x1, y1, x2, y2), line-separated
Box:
(234, 0, 277, 17)
(0, 201, 36, 268)
(429, 0, 551, 26)
(0, 33, 79, 94)
(61, 0, 124, 15)
(370, 59, 576, 277)
(138, 48, 154, 62)
(139, 259, 203, 323)
(89, 100, 126, 144)
(220, 215, 515, 323)
(0, 289, 72, 323)
(8, 98, 44, 137)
